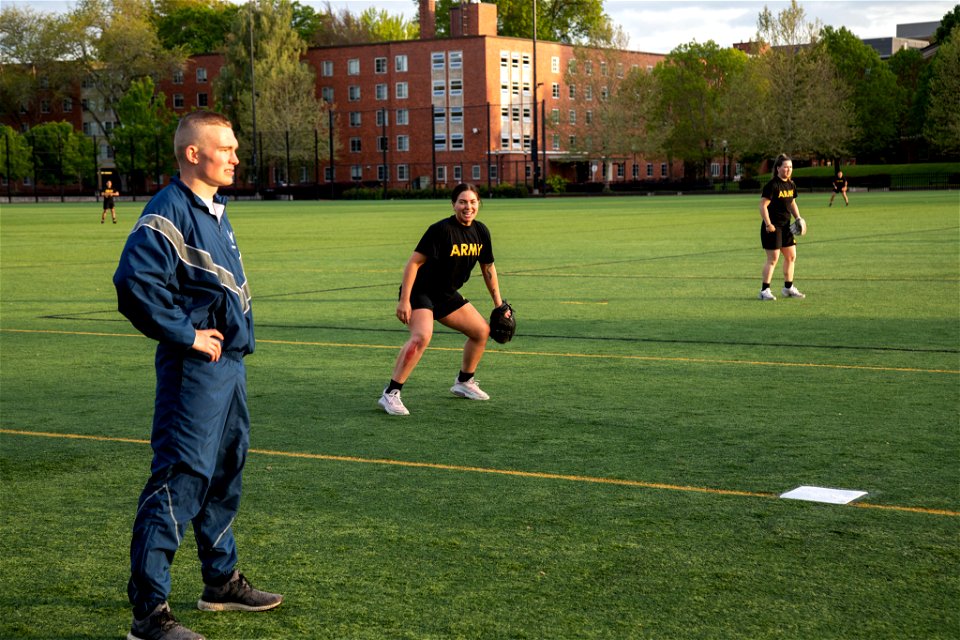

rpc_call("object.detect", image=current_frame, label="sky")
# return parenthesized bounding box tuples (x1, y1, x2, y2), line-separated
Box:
(9, 0, 955, 54)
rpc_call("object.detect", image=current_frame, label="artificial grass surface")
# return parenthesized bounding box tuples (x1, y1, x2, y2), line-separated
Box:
(1, 191, 957, 638)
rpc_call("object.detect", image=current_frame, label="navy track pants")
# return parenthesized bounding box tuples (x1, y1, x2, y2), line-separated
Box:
(128, 346, 250, 618)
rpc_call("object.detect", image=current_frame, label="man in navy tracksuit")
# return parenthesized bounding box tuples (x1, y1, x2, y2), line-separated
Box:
(114, 111, 282, 640)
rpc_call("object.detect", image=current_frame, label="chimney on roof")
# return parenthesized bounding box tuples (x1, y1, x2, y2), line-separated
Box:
(419, 0, 436, 40)
(450, 1, 498, 37)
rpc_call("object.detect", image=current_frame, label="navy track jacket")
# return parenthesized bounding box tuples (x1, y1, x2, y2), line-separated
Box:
(114, 177, 254, 358)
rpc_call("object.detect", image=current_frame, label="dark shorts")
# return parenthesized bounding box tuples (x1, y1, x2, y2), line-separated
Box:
(760, 223, 796, 251)
(832, 187, 842, 193)
(103, 197, 115, 209)
(403, 286, 469, 320)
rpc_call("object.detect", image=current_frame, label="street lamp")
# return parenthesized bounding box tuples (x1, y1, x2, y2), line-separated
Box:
(722, 139, 728, 192)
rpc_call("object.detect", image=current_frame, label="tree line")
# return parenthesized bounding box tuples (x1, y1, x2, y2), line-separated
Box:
(1, 0, 958, 192)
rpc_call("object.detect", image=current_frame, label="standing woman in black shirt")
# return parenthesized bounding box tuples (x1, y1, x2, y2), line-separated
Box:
(379, 183, 508, 416)
(758, 154, 806, 301)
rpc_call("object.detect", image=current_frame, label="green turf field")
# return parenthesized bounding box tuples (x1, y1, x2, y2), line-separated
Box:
(1, 191, 958, 639)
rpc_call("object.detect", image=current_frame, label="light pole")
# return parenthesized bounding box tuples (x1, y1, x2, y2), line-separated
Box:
(249, 1, 258, 196)
(722, 139, 728, 192)
(531, 0, 539, 195)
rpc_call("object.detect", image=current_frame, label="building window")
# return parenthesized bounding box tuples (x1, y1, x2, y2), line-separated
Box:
(434, 107, 446, 127)
(646, 163, 654, 177)
(376, 109, 388, 126)
(500, 136, 509, 150)
(350, 137, 361, 152)
(395, 55, 408, 72)
(568, 84, 576, 99)
(522, 54, 530, 69)
(450, 107, 463, 124)
(711, 162, 720, 177)
(433, 81, 445, 97)
(40, 100, 50, 114)
(600, 61, 608, 76)
(551, 108, 559, 125)
(351, 165, 362, 181)
(450, 134, 463, 150)
(616, 63, 625, 78)
(436, 166, 446, 183)
(173, 94, 184, 109)
(568, 110, 576, 125)
(376, 84, 387, 100)
(62, 98, 72, 112)
(197, 67, 207, 82)
(375, 57, 387, 74)
(324, 166, 333, 182)
(616, 163, 624, 178)
(349, 112, 361, 127)
(397, 164, 409, 181)
(453, 165, 462, 181)
(377, 165, 387, 181)
(552, 134, 560, 151)
(197, 93, 208, 107)
(489, 164, 498, 180)
(523, 106, 531, 122)
(569, 135, 577, 147)
(396, 82, 408, 99)
(322, 60, 334, 76)
(449, 79, 462, 96)
(585, 86, 593, 101)
(511, 107, 520, 123)
(601, 86, 609, 101)
(501, 106, 509, 121)
(397, 135, 409, 151)
(552, 83, 560, 99)
(661, 163, 668, 177)
(348, 86, 360, 101)
(449, 51, 462, 69)
(472, 165, 481, 180)
(551, 56, 560, 73)
(321, 87, 334, 102)
(568, 59, 577, 75)
(632, 163, 639, 179)
(396, 109, 409, 125)
(432, 52, 444, 69)
(584, 60, 592, 75)
(347, 58, 360, 75)
(82, 122, 91, 135)
(585, 110, 593, 125)
(173, 70, 183, 84)
(378, 137, 388, 152)
(300, 166, 308, 183)
(434, 135, 446, 150)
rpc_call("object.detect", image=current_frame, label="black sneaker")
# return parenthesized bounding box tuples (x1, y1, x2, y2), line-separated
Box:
(127, 602, 204, 640)
(197, 571, 283, 612)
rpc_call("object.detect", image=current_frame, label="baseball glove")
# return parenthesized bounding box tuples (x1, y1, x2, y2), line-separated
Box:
(489, 301, 516, 344)
(790, 216, 807, 236)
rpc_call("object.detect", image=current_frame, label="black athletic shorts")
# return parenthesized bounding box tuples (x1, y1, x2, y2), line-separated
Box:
(402, 286, 469, 320)
(760, 223, 796, 251)
(103, 197, 115, 209)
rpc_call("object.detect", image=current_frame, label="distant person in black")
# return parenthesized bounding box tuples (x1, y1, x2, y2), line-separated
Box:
(758, 154, 805, 300)
(101, 180, 119, 224)
(829, 170, 848, 207)
(378, 183, 508, 416)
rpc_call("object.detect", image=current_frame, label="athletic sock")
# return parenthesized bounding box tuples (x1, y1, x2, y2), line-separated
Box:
(761, 283, 771, 291)
(785, 281, 793, 289)
(386, 380, 403, 393)
(457, 370, 474, 383)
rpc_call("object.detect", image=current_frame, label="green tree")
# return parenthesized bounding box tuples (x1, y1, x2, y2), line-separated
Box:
(0, 6, 80, 129)
(820, 26, 899, 161)
(304, 3, 374, 46)
(111, 76, 177, 187)
(924, 26, 960, 155)
(730, 0, 855, 162)
(217, 0, 329, 185)
(0, 125, 33, 182)
(359, 7, 418, 41)
(887, 47, 929, 150)
(651, 41, 748, 180)
(933, 4, 960, 44)
(153, 0, 239, 54)
(429, 0, 614, 44)
(61, 0, 185, 144)
(25, 121, 94, 186)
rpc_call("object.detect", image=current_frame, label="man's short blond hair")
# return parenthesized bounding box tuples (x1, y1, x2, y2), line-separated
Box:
(174, 110, 233, 163)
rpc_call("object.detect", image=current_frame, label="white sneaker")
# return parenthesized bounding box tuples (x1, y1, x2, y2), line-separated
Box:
(782, 285, 806, 299)
(450, 377, 490, 401)
(378, 389, 409, 415)
(758, 289, 776, 301)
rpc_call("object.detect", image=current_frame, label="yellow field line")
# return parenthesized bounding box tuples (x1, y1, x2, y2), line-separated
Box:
(1, 428, 956, 518)
(3, 328, 956, 375)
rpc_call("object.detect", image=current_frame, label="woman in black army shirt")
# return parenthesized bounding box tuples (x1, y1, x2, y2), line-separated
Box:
(378, 183, 508, 416)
